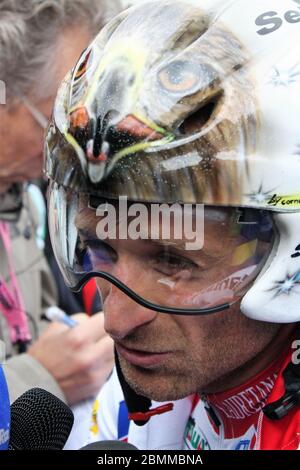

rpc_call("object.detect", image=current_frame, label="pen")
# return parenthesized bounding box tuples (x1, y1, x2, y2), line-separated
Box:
(45, 306, 77, 328)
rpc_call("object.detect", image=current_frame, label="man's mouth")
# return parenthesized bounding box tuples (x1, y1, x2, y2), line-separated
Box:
(115, 342, 172, 369)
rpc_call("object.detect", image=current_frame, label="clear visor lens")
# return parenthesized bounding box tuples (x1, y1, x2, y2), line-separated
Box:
(48, 182, 274, 313)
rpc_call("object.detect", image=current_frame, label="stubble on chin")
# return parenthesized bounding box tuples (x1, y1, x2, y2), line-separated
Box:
(117, 353, 199, 402)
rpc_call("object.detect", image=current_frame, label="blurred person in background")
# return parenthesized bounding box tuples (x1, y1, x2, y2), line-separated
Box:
(0, 0, 121, 406)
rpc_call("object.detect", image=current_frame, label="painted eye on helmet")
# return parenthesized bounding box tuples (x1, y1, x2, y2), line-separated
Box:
(158, 60, 200, 94)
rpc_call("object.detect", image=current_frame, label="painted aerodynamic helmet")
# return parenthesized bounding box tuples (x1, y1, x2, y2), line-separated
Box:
(45, 0, 300, 323)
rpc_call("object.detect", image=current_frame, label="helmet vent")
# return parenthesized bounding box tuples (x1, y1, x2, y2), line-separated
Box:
(178, 95, 221, 135)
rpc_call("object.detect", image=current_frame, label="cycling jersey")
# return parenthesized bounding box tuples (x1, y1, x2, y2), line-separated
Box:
(183, 349, 286, 450)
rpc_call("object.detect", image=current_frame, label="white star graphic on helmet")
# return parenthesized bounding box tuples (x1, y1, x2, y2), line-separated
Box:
(269, 65, 300, 87)
(245, 184, 276, 204)
(269, 272, 300, 297)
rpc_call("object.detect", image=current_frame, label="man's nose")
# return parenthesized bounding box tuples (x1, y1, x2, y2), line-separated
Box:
(99, 280, 158, 340)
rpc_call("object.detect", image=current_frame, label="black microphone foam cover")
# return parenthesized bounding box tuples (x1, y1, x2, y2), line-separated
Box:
(81, 440, 139, 451)
(9, 388, 74, 450)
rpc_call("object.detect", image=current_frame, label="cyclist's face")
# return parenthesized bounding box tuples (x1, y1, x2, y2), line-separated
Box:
(76, 206, 279, 401)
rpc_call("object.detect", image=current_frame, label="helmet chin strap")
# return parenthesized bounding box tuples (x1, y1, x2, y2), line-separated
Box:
(115, 349, 173, 426)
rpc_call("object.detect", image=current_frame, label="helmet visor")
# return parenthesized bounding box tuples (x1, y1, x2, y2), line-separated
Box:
(48, 181, 274, 315)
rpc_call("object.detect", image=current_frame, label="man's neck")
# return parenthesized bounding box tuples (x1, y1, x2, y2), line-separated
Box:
(203, 324, 296, 394)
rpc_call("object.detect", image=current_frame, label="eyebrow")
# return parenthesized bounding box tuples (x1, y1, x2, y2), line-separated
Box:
(77, 226, 187, 248)
(76, 228, 221, 264)
(75, 212, 225, 260)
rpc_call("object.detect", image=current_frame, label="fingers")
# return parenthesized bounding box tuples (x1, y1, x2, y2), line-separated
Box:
(69, 312, 107, 344)
(78, 335, 115, 372)
(93, 335, 114, 365)
(31, 312, 114, 405)
(42, 312, 89, 338)
(44, 313, 106, 344)
(58, 334, 114, 404)
(60, 358, 114, 405)
(42, 320, 69, 337)
(68, 337, 114, 390)
(70, 313, 89, 324)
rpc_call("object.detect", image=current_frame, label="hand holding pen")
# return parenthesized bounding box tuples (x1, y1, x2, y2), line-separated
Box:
(28, 307, 114, 405)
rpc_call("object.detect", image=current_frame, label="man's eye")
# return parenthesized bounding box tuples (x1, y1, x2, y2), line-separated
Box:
(80, 240, 117, 266)
(152, 252, 197, 276)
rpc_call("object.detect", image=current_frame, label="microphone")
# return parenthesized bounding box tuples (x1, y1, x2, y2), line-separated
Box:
(9, 388, 74, 450)
(81, 441, 139, 450)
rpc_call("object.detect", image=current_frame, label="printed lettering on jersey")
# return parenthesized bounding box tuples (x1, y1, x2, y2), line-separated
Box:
(212, 373, 277, 420)
(184, 416, 211, 450)
(235, 440, 250, 450)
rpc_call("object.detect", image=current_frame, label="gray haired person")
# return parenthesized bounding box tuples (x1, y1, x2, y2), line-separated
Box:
(0, 0, 121, 406)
